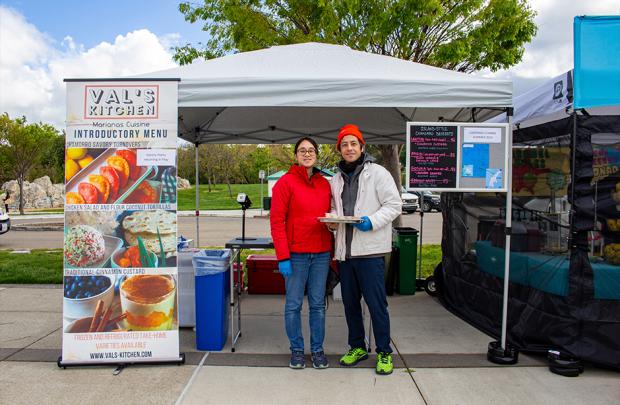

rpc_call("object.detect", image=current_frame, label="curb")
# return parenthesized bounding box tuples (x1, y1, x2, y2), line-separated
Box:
(11, 225, 64, 231)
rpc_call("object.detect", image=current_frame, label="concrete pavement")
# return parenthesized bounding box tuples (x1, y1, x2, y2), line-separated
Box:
(1, 285, 618, 405)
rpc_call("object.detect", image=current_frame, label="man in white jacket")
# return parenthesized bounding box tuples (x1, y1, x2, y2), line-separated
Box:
(329, 124, 402, 375)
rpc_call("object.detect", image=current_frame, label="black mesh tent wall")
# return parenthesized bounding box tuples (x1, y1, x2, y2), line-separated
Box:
(438, 112, 620, 369)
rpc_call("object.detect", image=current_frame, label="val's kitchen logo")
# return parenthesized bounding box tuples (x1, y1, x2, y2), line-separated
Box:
(84, 85, 159, 119)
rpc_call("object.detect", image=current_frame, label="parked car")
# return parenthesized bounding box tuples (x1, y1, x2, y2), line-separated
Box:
(0, 204, 10, 235)
(400, 187, 419, 214)
(412, 190, 442, 212)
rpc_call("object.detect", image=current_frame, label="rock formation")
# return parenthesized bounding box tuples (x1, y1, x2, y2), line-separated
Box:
(177, 177, 191, 189)
(1, 176, 64, 209)
(1, 175, 193, 210)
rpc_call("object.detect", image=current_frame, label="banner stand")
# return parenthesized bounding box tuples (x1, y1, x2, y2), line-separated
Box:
(57, 353, 185, 369)
(60, 78, 183, 368)
(487, 107, 519, 365)
(406, 119, 517, 364)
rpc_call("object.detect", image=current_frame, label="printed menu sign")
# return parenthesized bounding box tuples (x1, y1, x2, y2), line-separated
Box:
(408, 124, 457, 188)
(61, 80, 181, 365)
(407, 122, 509, 192)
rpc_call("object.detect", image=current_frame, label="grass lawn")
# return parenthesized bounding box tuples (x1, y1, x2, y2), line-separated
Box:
(418, 244, 442, 278)
(0, 245, 441, 284)
(8, 208, 65, 215)
(0, 249, 63, 284)
(178, 184, 268, 211)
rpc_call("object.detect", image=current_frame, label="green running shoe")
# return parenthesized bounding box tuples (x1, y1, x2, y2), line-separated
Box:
(339, 347, 368, 367)
(376, 352, 393, 375)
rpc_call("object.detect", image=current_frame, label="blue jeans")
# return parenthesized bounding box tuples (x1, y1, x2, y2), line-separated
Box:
(284, 252, 330, 353)
(339, 257, 392, 354)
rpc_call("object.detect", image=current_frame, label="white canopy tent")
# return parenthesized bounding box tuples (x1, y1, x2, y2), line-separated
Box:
(139, 41, 515, 247)
(140, 42, 517, 356)
(141, 42, 512, 145)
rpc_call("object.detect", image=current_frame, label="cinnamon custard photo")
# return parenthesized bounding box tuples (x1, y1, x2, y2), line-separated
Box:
(120, 275, 176, 331)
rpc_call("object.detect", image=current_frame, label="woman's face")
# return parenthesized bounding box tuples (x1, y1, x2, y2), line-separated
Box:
(296, 140, 317, 169)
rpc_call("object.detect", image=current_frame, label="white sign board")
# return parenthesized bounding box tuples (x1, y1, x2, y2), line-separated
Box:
(406, 122, 510, 192)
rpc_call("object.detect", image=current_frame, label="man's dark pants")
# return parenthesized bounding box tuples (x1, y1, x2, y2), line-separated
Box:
(339, 256, 392, 354)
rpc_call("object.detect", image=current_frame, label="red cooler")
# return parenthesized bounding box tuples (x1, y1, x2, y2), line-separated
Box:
(246, 255, 285, 294)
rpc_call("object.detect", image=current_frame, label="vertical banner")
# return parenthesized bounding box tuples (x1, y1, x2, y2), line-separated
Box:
(574, 16, 620, 109)
(62, 79, 181, 364)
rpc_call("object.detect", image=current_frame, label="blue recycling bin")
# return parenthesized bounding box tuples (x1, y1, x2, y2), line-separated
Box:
(193, 250, 231, 351)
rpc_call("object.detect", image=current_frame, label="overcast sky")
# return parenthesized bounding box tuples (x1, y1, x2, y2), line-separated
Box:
(0, 0, 618, 129)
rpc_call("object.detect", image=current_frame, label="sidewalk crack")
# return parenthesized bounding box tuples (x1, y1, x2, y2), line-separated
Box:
(391, 338, 429, 405)
(3, 326, 61, 360)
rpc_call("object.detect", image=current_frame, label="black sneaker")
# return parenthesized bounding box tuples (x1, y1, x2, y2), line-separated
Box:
(311, 351, 329, 369)
(289, 350, 305, 369)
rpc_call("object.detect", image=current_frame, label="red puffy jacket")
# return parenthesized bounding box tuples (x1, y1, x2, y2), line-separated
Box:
(270, 165, 333, 261)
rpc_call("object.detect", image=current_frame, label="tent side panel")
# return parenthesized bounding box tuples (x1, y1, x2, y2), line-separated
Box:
(439, 114, 620, 370)
(566, 114, 620, 368)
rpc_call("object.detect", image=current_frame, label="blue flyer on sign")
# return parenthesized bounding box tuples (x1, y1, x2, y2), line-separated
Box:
(461, 143, 489, 177)
(486, 168, 503, 189)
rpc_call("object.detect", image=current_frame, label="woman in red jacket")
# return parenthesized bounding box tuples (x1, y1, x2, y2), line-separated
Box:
(270, 137, 333, 370)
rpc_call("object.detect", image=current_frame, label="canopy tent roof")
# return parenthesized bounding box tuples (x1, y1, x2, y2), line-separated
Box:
(488, 70, 620, 130)
(140, 42, 512, 144)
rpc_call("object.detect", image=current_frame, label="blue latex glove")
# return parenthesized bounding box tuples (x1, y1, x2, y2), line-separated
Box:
(278, 260, 292, 276)
(354, 216, 373, 232)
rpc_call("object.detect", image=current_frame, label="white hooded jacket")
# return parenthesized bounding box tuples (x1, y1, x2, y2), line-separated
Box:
(330, 162, 402, 261)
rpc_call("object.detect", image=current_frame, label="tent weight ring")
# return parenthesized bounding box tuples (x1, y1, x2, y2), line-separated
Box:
(487, 341, 519, 365)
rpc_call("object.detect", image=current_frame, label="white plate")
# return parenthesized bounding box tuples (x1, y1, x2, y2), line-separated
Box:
(318, 216, 363, 224)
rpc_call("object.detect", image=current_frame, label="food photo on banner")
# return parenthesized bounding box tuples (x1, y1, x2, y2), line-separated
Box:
(61, 79, 181, 366)
(65, 147, 177, 205)
(64, 209, 178, 269)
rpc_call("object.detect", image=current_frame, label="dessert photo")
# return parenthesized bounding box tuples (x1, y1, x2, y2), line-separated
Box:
(63, 274, 177, 333)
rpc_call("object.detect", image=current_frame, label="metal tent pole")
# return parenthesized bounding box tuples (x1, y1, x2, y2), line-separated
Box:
(569, 111, 578, 251)
(195, 142, 200, 248)
(417, 195, 424, 284)
(500, 117, 513, 351)
(488, 108, 519, 364)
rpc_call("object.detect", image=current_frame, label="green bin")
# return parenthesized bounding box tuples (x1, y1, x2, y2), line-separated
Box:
(393, 227, 418, 295)
(263, 197, 272, 210)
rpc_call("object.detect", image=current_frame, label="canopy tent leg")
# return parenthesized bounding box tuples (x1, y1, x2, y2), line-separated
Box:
(488, 107, 519, 365)
(418, 196, 424, 285)
(569, 111, 578, 250)
(195, 142, 200, 248)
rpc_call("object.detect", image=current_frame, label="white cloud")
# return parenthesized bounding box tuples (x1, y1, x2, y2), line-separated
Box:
(480, 0, 620, 93)
(0, 6, 177, 128)
(1, 1, 618, 124)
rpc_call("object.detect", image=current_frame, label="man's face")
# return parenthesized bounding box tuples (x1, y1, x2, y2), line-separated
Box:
(339, 135, 363, 163)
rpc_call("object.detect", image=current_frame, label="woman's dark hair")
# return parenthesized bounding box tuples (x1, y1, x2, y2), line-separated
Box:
(294, 136, 319, 156)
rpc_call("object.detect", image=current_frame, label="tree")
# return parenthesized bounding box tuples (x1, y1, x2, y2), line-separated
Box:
(174, 0, 537, 195)
(177, 143, 198, 184)
(32, 131, 65, 183)
(0, 114, 57, 214)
